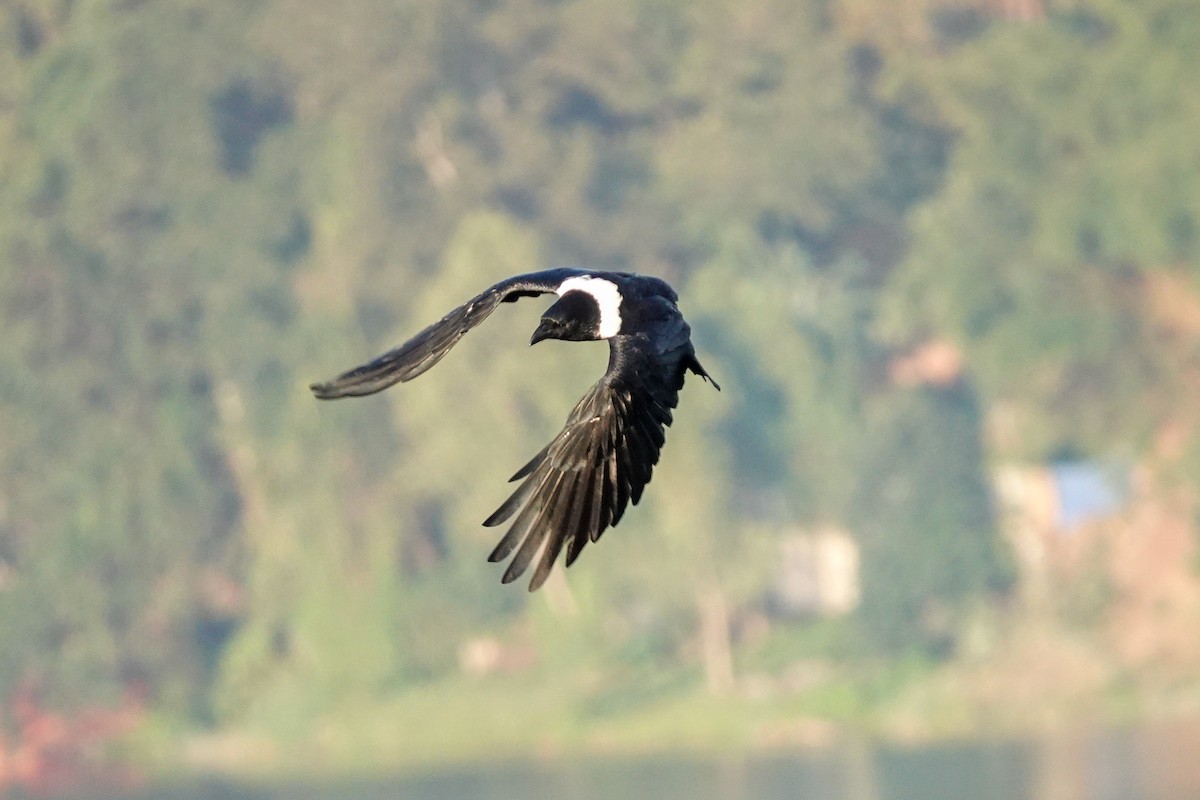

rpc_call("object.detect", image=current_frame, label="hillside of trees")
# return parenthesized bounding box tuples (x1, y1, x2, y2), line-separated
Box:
(2, 0, 1200, 781)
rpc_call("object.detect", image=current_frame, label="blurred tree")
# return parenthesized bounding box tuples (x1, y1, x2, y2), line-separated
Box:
(0, 0, 275, 715)
(685, 227, 878, 522)
(879, 0, 1200, 457)
(849, 380, 1013, 656)
(655, 1, 882, 255)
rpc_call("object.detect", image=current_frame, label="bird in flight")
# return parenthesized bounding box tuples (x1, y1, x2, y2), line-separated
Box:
(311, 268, 719, 591)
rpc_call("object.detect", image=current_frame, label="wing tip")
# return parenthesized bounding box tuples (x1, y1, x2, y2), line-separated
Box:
(309, 381, 340, 400)
(487, 537, 513, 562)
(482, 508, 509, 528)
(498, 566, 547, 592)
(500, 562, 525, 585)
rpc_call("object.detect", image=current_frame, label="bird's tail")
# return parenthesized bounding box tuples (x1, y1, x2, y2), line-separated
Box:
(684, 354, 720, 391)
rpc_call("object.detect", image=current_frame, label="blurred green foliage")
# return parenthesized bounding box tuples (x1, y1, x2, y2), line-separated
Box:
(0, 0, 1197, 759)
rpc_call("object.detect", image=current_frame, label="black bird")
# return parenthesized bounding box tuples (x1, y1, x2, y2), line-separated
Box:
(310, 268, 719, 591)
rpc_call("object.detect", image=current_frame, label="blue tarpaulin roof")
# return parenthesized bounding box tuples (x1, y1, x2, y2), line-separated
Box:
(1050, 461, 1129, 530)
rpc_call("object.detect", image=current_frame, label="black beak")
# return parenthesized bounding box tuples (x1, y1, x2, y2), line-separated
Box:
(530, 320, 555, 346)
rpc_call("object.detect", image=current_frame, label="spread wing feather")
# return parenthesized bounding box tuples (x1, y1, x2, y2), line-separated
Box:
(484, 338, 686, 591)
(310, 268, 588, 399)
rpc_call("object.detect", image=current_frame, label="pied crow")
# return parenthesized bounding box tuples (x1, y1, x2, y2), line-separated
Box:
(310, 268, 719, 591)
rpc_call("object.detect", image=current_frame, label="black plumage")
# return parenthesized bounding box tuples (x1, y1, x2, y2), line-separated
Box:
(311, 268, 719, 590)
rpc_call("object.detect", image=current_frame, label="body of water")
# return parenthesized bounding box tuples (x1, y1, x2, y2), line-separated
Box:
(24, 722, 1200, 800)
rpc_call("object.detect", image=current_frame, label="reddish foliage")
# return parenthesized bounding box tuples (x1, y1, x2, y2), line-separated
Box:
(0, 683, 145, 796)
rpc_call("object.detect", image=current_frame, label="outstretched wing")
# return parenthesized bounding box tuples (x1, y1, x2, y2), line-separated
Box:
(310, 268, 589, 399)
(484, 334, 693, 591)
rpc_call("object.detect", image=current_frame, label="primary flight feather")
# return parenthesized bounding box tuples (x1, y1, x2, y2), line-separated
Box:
(311, 268, 719, 591)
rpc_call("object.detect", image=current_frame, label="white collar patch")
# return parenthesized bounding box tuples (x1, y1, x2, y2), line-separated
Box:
(557, 275, 623, 338)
